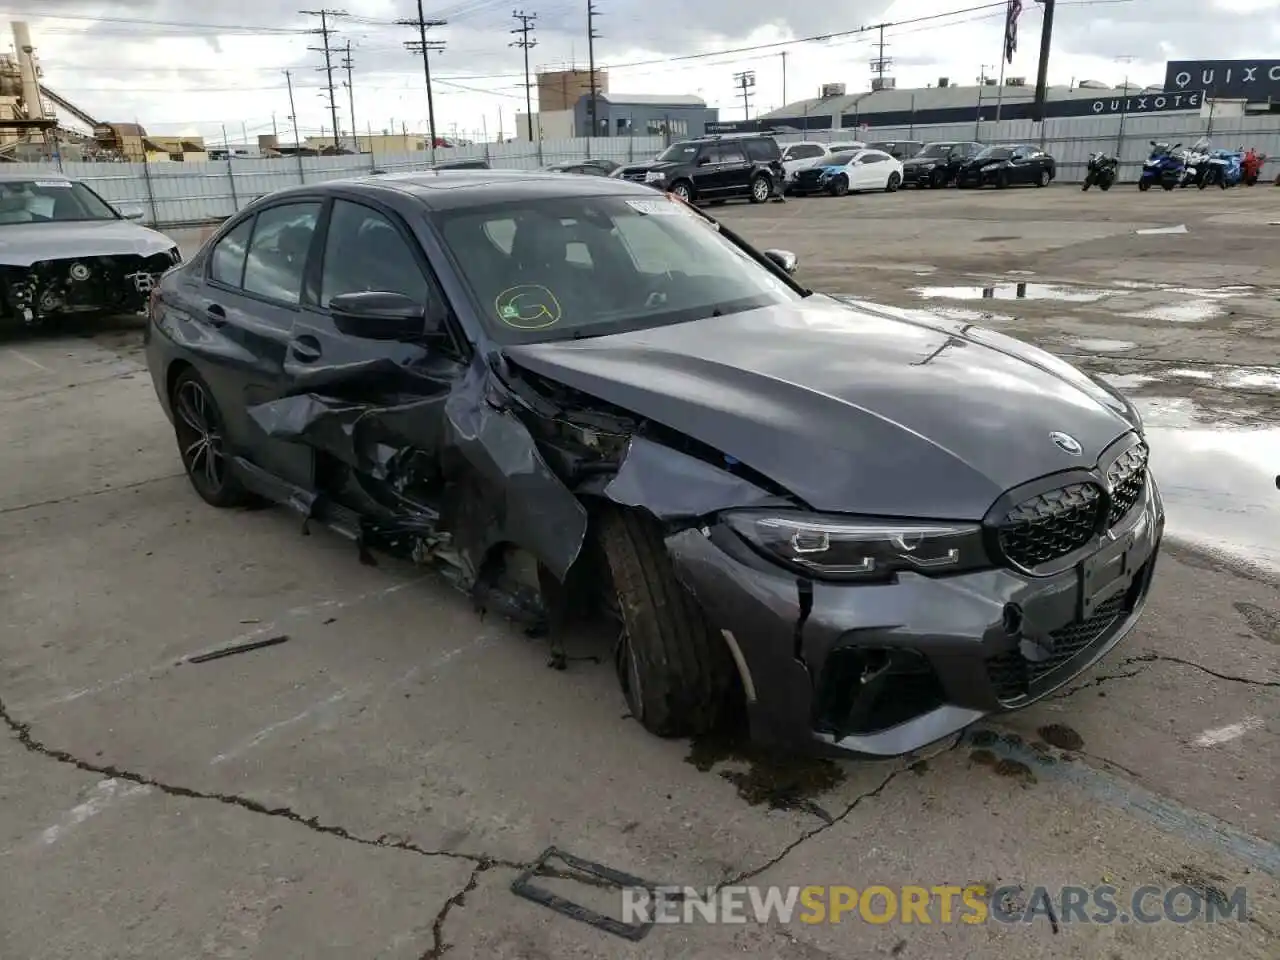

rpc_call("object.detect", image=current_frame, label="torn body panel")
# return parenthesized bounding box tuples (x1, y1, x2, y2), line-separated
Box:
(242, 356, 589, 588)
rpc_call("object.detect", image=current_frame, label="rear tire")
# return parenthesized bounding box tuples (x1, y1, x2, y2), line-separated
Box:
(171, 367, 248, 508)
(749, 174, 771, 203)
(1082, 178, 1091, 191)
(1138, 180, 1151, 191)
(599, 509, 734, 738)
(1099, 179, 1112, 191)
(886, 172, 901, 192)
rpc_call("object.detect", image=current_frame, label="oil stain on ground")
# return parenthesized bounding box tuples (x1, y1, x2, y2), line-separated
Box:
(686, 732, 845, 819)
(1169, 864, 1234, 907)
(1038, 723, 1085, 751)
(1234, 601, 1280, 645)
(969, 748, 1037, 784)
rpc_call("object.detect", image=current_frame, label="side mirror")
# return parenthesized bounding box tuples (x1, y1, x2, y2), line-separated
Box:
(763, 249, 798, 275)
(117, 203, 145, 221)
(1150, 140, 1157, 146)
(329, 291, 430, 340)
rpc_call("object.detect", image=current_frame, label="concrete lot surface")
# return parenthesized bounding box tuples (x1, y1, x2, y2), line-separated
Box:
(1, 186, 1277, 958)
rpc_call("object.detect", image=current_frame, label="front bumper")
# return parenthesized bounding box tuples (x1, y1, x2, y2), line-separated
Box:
(666, 475, 1164, 758)
(901, 164, 940, 185)
(957, 166, 1000, 187)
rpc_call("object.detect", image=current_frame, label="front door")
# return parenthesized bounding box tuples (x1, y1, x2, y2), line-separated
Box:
(281, 197, 463, 472)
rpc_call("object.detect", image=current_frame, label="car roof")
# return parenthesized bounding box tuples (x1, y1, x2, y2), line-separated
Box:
(255, 168, 661, 212)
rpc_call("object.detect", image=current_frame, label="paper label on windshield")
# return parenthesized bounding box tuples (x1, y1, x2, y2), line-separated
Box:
(34, 180, 73, 188)
(625, 198, 687, 216)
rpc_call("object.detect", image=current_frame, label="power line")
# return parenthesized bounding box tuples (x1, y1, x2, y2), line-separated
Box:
(301, 9, 347, 146)
(398, 0, 448, 158)
(510, 10, 537, 141)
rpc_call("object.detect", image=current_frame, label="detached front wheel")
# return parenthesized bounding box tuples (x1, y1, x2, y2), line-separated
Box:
(599, 509, 734, 737)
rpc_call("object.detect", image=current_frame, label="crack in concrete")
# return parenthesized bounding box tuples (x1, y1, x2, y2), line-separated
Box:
(1055, 652, 1280, 700)
(422, 862, 491, 959)
(0, 693, 524, 874)
(0, 473, 186, 516)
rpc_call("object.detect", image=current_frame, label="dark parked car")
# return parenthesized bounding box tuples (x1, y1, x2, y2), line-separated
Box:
(543, 161, 614, 176)
(901, 141, 984, 188)
(957, 144, 1056, 188)
(146, 170, 1162, 757)
(613, 134, 784, 205)
(868, 140, 925, 161)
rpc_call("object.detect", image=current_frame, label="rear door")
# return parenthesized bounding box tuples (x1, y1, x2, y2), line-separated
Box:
(715, 141, 753, 196)
(199, 198, 325, 487)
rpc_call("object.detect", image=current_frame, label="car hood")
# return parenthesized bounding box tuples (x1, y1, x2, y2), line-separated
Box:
(0, 220, 175, 267)
(620, 160, 677, 174)
(961, 157, 1008, 169)
(504, 296, 1134, 520)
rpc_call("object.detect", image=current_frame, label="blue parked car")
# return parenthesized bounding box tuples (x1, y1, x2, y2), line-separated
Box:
(1138, 141, 1183, 191)
(1201, 148, 1244, 189)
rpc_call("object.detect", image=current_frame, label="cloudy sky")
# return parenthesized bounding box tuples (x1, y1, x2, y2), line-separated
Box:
(16, 0, 1280, 144)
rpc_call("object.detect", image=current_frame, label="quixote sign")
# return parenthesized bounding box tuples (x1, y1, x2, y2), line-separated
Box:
(1083, 90, 1202, 116)
(1163, 60, 1280, 101)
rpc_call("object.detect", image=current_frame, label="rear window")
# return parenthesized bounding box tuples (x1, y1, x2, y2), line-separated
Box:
(745, 138, 780, 161)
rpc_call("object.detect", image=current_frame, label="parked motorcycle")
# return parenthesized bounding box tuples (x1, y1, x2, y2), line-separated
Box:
(1081, 152, 1118, 191)
(1179, 137, 1211, 188)
(1242, 148, 1267, 186)
(1138, 141, 1183, 191)
(1201, 147, 1244, 189)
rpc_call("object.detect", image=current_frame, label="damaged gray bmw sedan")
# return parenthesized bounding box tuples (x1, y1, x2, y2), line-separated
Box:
(0, 174, 180, 326)
(145, 170, 1163, 757)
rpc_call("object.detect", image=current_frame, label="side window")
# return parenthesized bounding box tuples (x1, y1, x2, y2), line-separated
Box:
(695, 146, 716, 166)
(209, 216, 254, 288)
(745, 139, 777, 162)
(242, 202, 321, 304)
(718, 144, 747, 163)
(320, 199, 430, 306)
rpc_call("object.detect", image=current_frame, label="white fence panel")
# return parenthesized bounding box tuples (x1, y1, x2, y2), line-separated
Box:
(9, 117, 1275, 226)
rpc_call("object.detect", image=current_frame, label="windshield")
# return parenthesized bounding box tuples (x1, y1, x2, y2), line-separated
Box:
(918, 143, 954, 158)
(1149, 142, 1170, 156)
(974, 146, 1012, 161)
(655, 142, 698, 163)
(435, 194, 802, 344)
(0, 179, 119, 224)
(826, 152, 856, 166)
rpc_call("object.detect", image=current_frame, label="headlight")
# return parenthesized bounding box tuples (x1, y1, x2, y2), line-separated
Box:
(644, 171, 666, 183)
(723, 510, 988, 581)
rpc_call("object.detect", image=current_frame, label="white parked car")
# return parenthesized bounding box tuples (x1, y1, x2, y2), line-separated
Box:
(780, 141, 868, 194)
(787, 148, 904, 197)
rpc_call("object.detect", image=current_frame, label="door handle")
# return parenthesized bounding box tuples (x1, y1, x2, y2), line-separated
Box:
(290, 334, 322, 363)
(205, 303, 227, 326)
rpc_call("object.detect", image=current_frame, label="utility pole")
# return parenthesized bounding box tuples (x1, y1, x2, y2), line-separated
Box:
(870, 23, 892, 84)
(1114, 54, 1136, 156)
(510, 10, 537, 143)
(301, 9, 346, 152)
(975, 64, 993, 139)
(780, 51, 787, 105)
(284, 69, 306, 179)
(398, 0, 447, 162)
(341, 40, 358, 153)
(1031, 0, 1055, 122)
(733, 70, 755, 121)
(586, 0, 601, 146)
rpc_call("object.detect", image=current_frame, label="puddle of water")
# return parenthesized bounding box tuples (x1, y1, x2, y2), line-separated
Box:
(1164, 368, 1216, 380)
(1070, 338, 1136, 352)
(913, 282, 1108, 303)
(1224, 369, 1280, 391)
(1122, 301, 1224, 323)
(1137, 396, 1280, 574)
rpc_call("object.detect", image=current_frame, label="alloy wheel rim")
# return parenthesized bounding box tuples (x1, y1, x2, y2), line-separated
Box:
(175, 380, 226, 490)
(753, 179, 768, 200)
(674, 184, 690, 200)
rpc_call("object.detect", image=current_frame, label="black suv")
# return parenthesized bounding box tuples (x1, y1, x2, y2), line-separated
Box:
(613, 134, 784, 204)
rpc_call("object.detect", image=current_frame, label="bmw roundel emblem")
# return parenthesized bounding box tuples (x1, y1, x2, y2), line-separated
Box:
(1050, 431, 1083, 455)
